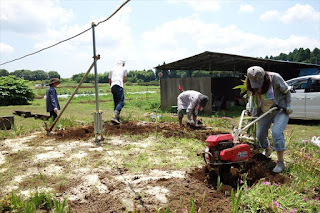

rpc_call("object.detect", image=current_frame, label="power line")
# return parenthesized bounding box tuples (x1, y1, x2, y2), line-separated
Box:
(0, 0, 131, 66)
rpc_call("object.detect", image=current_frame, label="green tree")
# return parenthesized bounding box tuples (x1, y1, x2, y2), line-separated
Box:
(265, 47, 320, 64)
(71, 73, 84, 83)
(11, 69, 33, 80)
(71, 73, 94, 83)
(31, 70, 48, 81)
(310, 48, 320, 64)
(0, 69, 9, 77)
(98, 72, 109, 83)
(48, 71, 60, 79)
(0, 76, 35, 106)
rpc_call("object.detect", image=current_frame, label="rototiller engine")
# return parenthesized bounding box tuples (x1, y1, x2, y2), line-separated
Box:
(202, 134, 250, 166)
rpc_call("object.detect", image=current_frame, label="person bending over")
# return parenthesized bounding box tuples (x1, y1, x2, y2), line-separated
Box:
(177, 90, 208, 128)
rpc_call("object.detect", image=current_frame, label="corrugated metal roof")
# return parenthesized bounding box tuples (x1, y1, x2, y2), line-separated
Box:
(155, 51, 320, 73)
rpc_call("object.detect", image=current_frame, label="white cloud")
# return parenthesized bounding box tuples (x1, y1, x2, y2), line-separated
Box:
(0, 0, 73, 34)
(260, 10, 281, 21)
(0, 43, 14, 54)
(281, 4, 320, 23)
(260, 4, 320, 23)
(238, 5, 254, 13)
(168, 0, 221, 11)
(141, 15, 319, 65)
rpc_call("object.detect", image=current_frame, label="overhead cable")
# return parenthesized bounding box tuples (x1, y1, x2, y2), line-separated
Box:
(0, 0, 131, 66)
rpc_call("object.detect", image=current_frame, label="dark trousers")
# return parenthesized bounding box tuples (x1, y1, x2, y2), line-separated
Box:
(49, 111, 57, 121)
(111, 85, 125, 112)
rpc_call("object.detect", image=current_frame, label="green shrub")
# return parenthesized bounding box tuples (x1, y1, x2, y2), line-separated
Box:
(0, 76, 35, 106)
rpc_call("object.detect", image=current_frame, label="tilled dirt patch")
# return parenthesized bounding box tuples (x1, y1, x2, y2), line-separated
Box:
(52, 121, 225, 142)
(0, 121, 291, 212)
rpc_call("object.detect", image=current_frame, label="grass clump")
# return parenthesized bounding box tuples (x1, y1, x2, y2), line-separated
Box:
(0, 191, 71, 213)
(0, 173, 72, 213)
(240, 179, 320, 212)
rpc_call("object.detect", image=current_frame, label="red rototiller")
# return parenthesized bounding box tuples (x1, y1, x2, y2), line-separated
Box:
(202, 107, 278, 173)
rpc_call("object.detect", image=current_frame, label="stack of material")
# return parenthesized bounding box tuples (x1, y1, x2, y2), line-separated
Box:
(13, 110, 50, 121)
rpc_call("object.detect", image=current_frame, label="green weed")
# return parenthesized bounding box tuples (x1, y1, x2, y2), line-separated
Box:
(217, 175, 223, 190)
(231, 186, 243, 213)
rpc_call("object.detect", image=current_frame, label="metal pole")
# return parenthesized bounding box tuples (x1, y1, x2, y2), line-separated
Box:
(91, 22, 103, 145)
(92, 22, 100, 112)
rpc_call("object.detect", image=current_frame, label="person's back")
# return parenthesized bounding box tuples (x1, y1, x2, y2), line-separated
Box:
(177, 90, 208, 128)
(110, 60, 127, 88)
(109, 60, 127, 124)
(178, 90, 201, 110)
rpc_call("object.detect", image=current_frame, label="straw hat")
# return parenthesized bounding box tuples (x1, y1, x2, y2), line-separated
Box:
(49, 78, 61, 85)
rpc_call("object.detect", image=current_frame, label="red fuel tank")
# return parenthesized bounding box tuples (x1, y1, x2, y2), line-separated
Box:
(219, 144, 250, 162)
(205, 134, 233, 147)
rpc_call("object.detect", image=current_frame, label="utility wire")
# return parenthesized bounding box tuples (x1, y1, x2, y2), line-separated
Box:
(0, 28, 91, 66)
(0, 0, 131, 66)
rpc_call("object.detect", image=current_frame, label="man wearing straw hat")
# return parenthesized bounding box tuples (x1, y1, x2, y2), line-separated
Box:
(46, 78, 61, 121)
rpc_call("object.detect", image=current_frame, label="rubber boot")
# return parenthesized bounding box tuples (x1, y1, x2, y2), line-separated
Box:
(273, 161, 285, 173)
(111, 110, 120, 124)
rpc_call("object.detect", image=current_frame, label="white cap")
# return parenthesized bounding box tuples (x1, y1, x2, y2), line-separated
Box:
(117, 60, 125, 66)
(247, 66, 265, 88)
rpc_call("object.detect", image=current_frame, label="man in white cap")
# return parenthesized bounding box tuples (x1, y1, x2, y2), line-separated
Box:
(177, 90, 209, 128)
(109, 60, 127, 124)
(246, 66, 292, 173)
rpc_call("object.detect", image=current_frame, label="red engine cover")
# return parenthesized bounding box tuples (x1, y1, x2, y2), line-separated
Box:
(220, 144, 250, 162)
(205, 134, 233, 147)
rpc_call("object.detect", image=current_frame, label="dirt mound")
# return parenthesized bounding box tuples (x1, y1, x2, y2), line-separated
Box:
(52, 121, 225, 141)
(54, 125, 95, 141)
(152, 176, 231, 212)
(190, 151, 290, 191)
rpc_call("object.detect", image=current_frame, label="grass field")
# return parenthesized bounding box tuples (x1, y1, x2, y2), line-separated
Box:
(1, 83, 320, 212)
(0, 83, 162, 138)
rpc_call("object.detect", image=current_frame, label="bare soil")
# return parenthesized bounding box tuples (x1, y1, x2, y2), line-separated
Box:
(0, 121, 290, 212)
(53, 120, 226, 142)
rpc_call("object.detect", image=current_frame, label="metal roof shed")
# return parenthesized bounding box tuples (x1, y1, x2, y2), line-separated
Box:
(156, 51, 320, 112)
(156, 51, 320, 80)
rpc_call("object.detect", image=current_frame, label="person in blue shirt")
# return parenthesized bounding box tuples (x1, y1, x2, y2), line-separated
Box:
(46, 78, 61, 121)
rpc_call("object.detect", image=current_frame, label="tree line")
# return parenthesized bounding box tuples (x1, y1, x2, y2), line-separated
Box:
(71, 69, 157, 83)
(264, 47, 320, 64)
(0, 69, 60, 81)
(1, 47, 319, 82)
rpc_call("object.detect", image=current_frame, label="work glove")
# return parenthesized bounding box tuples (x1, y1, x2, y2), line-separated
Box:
(189, 120, 196, 127)
(54, 108, 59, 113)
(285, 107, 293, 115)
(245, 110, 251, 116)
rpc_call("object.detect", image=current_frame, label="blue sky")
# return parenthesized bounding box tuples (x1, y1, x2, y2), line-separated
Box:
(1, 0, 319, 78)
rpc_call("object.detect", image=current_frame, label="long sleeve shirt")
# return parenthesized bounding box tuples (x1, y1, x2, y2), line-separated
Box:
(246, 72, 291, 116)
(177, 90, 201, 113)
(46, 85, 60, 112)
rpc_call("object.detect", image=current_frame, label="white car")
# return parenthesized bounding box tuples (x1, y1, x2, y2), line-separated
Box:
(286, 74, 320, 120)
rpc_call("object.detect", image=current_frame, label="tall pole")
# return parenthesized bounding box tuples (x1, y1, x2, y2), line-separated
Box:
(91, 22, 103, 144)
(92, 22, 100, 112)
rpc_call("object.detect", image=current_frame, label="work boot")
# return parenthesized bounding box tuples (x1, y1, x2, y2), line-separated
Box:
(262, 147, 272, 158)
(111, 110, 120, 124)
(273, 161, 285, 173)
